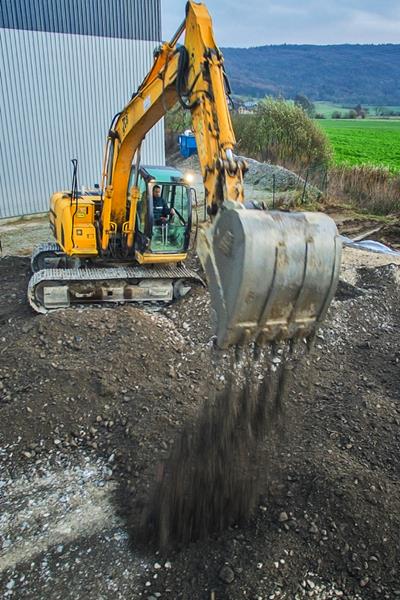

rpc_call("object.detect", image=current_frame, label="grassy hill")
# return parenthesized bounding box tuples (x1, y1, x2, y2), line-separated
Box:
(221, 44, 400, 105)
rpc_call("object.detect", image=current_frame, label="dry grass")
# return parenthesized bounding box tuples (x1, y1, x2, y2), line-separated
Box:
(323, 165, 400, 215)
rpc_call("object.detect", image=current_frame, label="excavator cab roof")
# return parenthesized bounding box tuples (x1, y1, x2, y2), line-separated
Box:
(139, 165, 187, 185)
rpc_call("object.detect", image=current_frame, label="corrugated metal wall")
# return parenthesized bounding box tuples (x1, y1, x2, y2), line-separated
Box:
(0, 0, 161, 41)
(0, 0, 164, 218)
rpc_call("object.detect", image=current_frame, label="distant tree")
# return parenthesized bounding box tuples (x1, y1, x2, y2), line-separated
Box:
(347, 110, 357, 119)
(354, 104, 366, 118)
(374, 106, 384, 116)
(165, 104, 191, 133)
(232, 97, 332, 170)
(332, 111, 342, 119)
(294, 94, 315, 117)
(315, 113, 325, 119)
(222, 45, 400, 106)
(354, 104, 362, 115)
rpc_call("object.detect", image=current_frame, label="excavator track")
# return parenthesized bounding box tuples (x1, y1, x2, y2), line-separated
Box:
(28, 265, 204, 314)
(31, 242, 65, 272)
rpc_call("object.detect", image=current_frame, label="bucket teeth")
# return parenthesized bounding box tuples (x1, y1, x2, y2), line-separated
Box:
(198, 208, 342, 349)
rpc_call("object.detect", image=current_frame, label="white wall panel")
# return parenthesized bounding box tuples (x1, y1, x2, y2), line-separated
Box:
(0, 28, 165, 218)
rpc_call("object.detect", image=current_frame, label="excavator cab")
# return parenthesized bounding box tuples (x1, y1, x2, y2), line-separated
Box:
(131, 166, 193, 257)
(149, 182, 192, 253)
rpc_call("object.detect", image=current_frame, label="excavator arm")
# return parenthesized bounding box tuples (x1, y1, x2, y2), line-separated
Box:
(100, 1, 247, 253)
(99, 1, 341, 348)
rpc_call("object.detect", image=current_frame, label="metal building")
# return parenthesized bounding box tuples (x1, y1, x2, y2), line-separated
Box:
(0, 0, 164, 218)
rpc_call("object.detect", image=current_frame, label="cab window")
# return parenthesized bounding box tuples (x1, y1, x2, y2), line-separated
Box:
(150, 183, 191, 253)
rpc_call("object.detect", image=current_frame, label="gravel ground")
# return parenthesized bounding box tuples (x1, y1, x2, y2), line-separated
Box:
(1, 163, 399, 598)
(0, 217, 51, 257)
(0, 242, 399, 599)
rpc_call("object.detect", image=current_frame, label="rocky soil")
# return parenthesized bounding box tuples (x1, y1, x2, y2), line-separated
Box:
(0, 242, 400, 599)
(1, 154, 399, 598)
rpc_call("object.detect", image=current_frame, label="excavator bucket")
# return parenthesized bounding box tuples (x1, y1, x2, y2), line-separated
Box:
(197, 208, 342, 349)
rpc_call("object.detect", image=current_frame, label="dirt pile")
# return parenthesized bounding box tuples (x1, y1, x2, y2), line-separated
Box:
(168, 152, 317, 193)
(0, 253, 400, 599)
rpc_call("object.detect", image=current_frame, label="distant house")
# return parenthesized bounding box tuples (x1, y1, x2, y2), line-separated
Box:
(237, 101, 259, 114)
(230, 97, 244, 112)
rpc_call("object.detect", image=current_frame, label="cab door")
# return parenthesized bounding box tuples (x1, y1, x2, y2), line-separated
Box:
(128, 169, 150, 253)
(150, 183, 191, 254)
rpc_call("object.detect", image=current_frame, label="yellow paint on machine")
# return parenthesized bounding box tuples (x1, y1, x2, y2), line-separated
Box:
(135, 252, 187, 265)
(49, 192, 97, 255)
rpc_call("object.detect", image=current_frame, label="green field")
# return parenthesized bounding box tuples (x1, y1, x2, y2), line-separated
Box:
(317, 119, 400, 171)
(314, 102, 400, 118)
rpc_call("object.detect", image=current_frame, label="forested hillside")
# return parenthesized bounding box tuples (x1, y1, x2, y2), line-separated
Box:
(221, 44, 400, 104)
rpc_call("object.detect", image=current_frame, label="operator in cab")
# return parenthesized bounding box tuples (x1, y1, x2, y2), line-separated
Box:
(152, 185, 175, 225)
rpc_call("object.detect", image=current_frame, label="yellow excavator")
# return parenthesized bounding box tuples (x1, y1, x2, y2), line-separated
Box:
(29, 1, 342, 349)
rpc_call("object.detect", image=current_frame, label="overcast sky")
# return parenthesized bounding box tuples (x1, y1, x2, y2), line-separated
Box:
(160, 1, 400, 46)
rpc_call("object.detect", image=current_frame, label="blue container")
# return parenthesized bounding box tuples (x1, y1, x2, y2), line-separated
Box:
(178, 133, 197, 158)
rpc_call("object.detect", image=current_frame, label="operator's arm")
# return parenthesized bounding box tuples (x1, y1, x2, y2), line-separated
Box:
(161, 199, 175, 219)
(161, 199, 169, 217)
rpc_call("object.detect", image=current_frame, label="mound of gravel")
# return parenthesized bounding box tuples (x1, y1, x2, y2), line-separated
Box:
(239, 156, 320, 195)
(168, 151, 321, 201)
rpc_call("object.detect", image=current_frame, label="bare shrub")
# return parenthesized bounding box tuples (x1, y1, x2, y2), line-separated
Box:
(164, 104, 192, 156)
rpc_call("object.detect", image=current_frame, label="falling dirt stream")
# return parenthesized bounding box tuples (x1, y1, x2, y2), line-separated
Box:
(142, 341, 300, 547)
